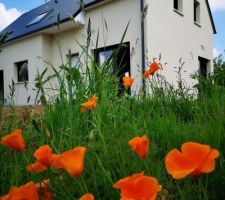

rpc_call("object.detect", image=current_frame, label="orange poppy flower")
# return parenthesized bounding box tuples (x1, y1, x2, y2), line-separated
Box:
(0, 129, 25, 152)
(81, 95, 98, 113)
(0, 181, 53, 200)
(129, 135, 149, 159)
(122, 76, 134, 89)
(35, 180, 53, 200)
(143, 62, 160, 78)
(0, 182, 39, 200)
(26, 145, 53, 173)
(113, 172, 162, 200)
(165, 142, 220, 179)
(26, 161, 48, 173)
(0, 194, 9, 200)
(34, 145, 53, 167)
(79, 193, 94, 200)
(52, 147, 86, 176)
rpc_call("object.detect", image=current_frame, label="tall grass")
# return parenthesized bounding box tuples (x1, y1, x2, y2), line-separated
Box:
(0, 38, 225, 200)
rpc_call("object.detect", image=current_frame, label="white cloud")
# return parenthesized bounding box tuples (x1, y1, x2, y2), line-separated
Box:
(0, 3, 22, 31)
(208, 0, 225, 12)
(213, 48, 222, 58)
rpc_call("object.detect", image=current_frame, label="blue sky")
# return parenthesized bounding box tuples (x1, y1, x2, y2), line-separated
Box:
(0, 0, 224, 57)
(212, 10, 225, 55)
(0, 0, 45, 11)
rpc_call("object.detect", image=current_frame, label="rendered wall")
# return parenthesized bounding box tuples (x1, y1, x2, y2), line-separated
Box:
(0, 35, 44, 105)
(50, 0, 142, 95)
(145, 0, 214, 90)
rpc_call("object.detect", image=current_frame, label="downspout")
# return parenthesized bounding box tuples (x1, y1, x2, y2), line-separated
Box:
(140, 0, 146, 95)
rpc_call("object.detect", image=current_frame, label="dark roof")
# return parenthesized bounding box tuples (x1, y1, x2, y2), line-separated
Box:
(0, 0, 105, 43)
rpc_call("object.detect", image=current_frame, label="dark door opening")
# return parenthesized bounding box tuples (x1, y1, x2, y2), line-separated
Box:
(198, 56, 209, 77)
(94, 42, 131, 94)
(0, 70, 4, 104)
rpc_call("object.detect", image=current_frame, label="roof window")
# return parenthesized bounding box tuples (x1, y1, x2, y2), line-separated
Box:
(26, 11, 49, 27)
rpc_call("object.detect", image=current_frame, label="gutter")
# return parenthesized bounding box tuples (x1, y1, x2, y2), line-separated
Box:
(205, 0, 216, 34)
(140, 0, 146, 95)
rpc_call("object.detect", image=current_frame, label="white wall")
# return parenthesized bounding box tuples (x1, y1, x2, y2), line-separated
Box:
(0, 35, 44, 105)
(50, 0, 142, 95)
(145, 0, 214, 89)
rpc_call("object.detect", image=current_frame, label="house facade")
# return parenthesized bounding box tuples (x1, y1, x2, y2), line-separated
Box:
(0, 0, 216, 106)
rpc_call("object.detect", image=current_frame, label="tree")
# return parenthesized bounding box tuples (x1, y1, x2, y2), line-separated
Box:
(213, 51, 225, 87)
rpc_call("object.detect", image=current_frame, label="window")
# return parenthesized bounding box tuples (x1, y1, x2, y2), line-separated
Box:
(198, 57, 209, 77)
(15, 61, 29, 82)
(26, 11, 49, 27)
(94, 42, 131, 94)
(70, 54, 80, 68)
(194, 0, 200, 24)
(98, 49, 114, 66)
(174, 0, 183, 13)
(67, 53, 80, 96)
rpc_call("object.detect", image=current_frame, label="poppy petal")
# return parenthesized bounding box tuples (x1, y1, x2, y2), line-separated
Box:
(0, 129, 25, 152)
(52, 147, 86, 176)
(0, 194, 10, 200)
(8, 182, 39, 200)
(26, 161, 48, 173)
(181, 142, 211, 166)
(81, 95, 98, 112)
(35, 179, 53, 200)
(165, 149, 196, 179)
(122, 76, 134, 89)
(79, 193, 94, 200)
(196, 149, 220, 174)
(34, 145, 53, 167)
(129, 135, 149, 159)
(114, 172, 161, 200)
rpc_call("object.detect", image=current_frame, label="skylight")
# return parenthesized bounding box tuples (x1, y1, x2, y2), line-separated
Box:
(26, 11, 49, 27)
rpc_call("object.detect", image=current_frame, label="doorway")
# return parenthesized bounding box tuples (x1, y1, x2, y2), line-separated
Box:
(198, 56, 209, 77)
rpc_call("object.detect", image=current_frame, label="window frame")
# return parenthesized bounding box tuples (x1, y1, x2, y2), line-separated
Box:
(94, 42, 131, 95)
(194, 0, 201, 25)
(14, 60, 29, 83)
(26, 10, 51, 27)
(69, 53, 80, 68)
(198, 56, 210, 77)
(173, 0, 183, 16)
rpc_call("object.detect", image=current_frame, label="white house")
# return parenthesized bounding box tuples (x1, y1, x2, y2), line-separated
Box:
(0, 0, 216, 105)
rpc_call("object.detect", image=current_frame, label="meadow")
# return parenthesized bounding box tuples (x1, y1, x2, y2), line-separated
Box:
(0, 41, 225, 200)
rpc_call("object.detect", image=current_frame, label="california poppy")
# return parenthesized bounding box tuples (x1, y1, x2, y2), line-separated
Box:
(0, 194, 9, 200)
(26, 161, 48, 173)
(52, 147, 86, 177)
(35, 179, 53, 200)
(113, 172, 162, 200)
(122, 76, 134, 89)
(81, 95, 98, 112)
(129, 135, 149, 159)
(79, 193, 94, 200)
(165, 142, 220, 179)
(34, 145, 53, 167)
(27, 145, 53, 173)
(0, 129, 25, 152)
(143, 62, 160, 78)
(0, 182, 39, 200)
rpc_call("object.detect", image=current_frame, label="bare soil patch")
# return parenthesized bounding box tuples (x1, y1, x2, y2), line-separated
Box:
(1, 105, 43, 122)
